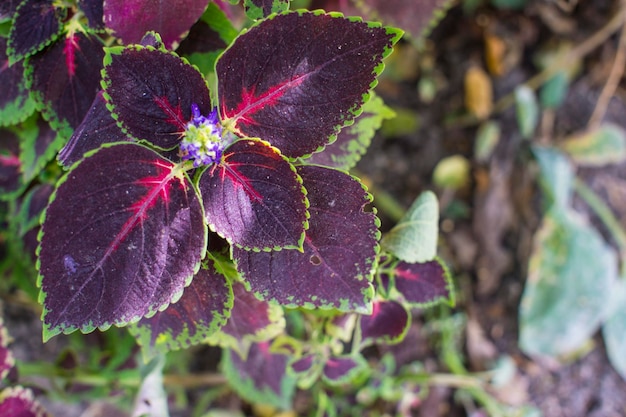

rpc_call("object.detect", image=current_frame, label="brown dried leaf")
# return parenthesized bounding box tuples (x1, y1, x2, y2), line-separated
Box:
(464, 66, 493, 120)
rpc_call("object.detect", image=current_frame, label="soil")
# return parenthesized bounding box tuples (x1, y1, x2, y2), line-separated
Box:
(358, 1, 626, 416)
(3, 0, 626, 416)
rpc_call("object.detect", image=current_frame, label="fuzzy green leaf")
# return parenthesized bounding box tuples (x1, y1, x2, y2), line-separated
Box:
(381, 191, 439, 263)
(519, 207, 617, 357)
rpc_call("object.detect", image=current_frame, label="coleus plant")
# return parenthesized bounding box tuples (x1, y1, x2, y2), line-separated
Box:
(2, 0, 455, 412)
(38, 7, 405, 340)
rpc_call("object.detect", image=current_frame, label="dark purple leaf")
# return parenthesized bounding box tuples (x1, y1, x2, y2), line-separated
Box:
(0, 128, 23, 199)
(212, 281, 284, 353)
(130, 260, 232, 356)
(103, 0, 210, 49)
(102, 46, 211, 149)
(0, 37, 35, 126)
(199, 139, 308, 250)
(38, 143, 206, 339)
(217, 11, 402, 158)
(177, 21, 226, 55)
(176, 3, 237, 75)
(233, 165, 378, 312)
(0, 318, 14, 381)
(27, 32, 104, 138)
(359, 300, 410, 344)
(7, 0, 65, 64)
(58, 91, 129, 167)
(243, 0, 289, 20)
(0, 386, 50, 417)
(176, 3, 230, 55)
(322, 354, 366, 384)
(222, 342, 296, 409)
(291, 354, 315, 373)
(390, 259, 454, 307)
(78, 0, 104, 30)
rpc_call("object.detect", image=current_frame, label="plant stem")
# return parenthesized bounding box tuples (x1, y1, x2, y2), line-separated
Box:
(17, 361, 226, 389)
(588, 1, 626, 129)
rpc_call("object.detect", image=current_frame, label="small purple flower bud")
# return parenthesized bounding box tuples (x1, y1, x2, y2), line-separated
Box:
(180, 104, 224, 167)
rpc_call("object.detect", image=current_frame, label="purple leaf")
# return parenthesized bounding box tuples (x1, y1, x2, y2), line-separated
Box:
(176, 3, 238, 75)
(103, 0, 210, 49)
(102, 46, 211, 149)
(199, 139, 308, 250)
(322, 354, 367, 385)
(0, 128, 23, 199)
(222, 342, 296, 409)
(78, 0, 104, 30)
(390, 259, 454, 307)
(0, 318, 15, 381)
(176, 3, 234, 55)
(359, 300, 410, 345)
(210, 281, 284, 353)
(26, 32, 104, 137)
(130, 260, 233, 356)
(0, 386, 50, 417)
(7, 0, 65, 64)
(291, 354, 316, 373)
(0, 37, 35, 126)
(177, 21, 227, 57)
(38, 143, 206, 339)
(217, 11, 402, 158)
(58, 91, 129, 167)
(233, 165, 378, 312)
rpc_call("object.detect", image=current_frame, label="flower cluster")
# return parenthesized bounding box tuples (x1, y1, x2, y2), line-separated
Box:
(180, 104, 224, 167)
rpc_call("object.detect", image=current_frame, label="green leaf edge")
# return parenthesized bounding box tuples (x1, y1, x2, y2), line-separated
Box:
(36, 141, 208, 341)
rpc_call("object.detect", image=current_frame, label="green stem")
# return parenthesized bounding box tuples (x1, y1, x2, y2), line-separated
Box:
(17, 361, 226, 389)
